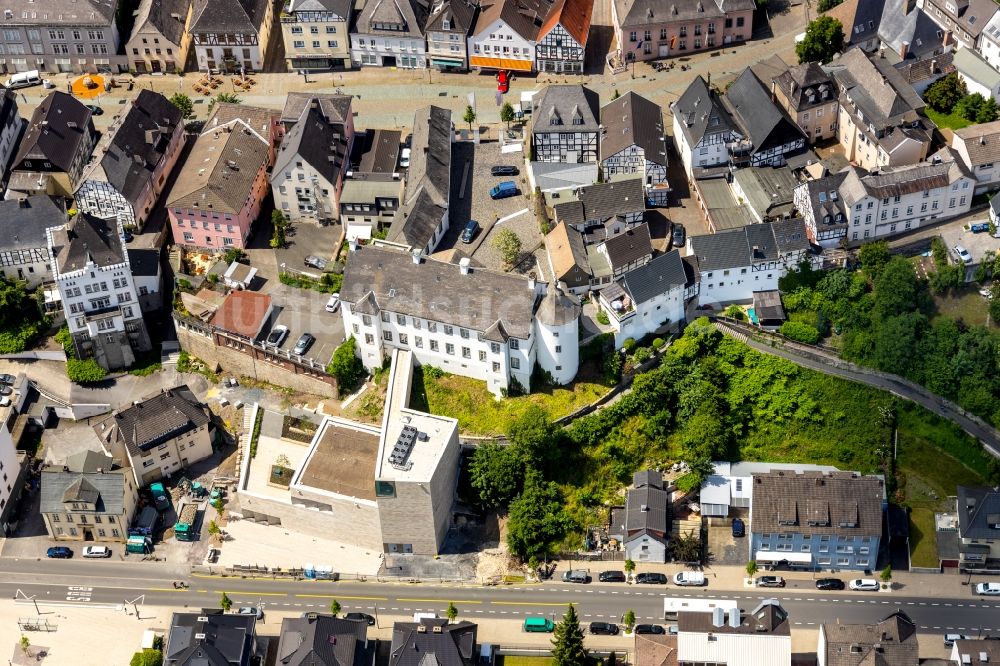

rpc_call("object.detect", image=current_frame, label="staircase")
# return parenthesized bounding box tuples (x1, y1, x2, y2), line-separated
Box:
(160, 341, 181, 366)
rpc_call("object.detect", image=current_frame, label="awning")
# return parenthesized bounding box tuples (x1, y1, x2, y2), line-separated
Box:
(754, 551, 812, 564)
(470, 55, 533, 72)
(431, 57, 464, 66)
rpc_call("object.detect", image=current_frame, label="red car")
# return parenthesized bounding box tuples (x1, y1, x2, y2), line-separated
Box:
(497, 70, 510, 94)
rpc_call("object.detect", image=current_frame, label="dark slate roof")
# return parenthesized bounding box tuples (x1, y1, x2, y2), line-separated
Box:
(634, 469, 663, 489)
(535, 285, 581, 326)
(750, 470, 884, 537)
(127, 248, 160, 277)
(87, 90, 181, 205)
(280, 92, 353, 126)
(276, 614, 371, 666)
(768, 217, 810, 254)
(166, 610, 256, 666)
(673, 76, 738, 148)
(472, 0, 550, 41)
(0, 196, 64, 251)
(618, 250, 688, 305)
(40, 468, 127, 514)
(929, 0, 996, 40)
(799, 171, 849, 232)
(389, 619, 477, 666)
(616, 0, 754, 28)
(49, 213, 125, 274)
(600, 91, 666, 166)
(352, 129, 402, 175)
(821, 611, 917, 666)
(563, 177, 646, 223)
(723, 69, 806, 154)
(532, 85, 600, 134)
(13, 91, 93, 173)
(133, 0, 196, 47)
(824, 0, 886, 46)
(341, 245, 539, 339)
(879, 0, 943, 61)
(404, 105, 452, 208)
(288, 0, 352, 19)
(957, 486, 1000, 540)
(953, 640, 1000, 666)
(772, 62, 836, 112)
(679, 600, 790, 636)
(387, 187, 446, 250)
(113, 385, 210, 457)
(625, 483, 669, 534)
(602, 223, 652, 269)
(689, 219, 808, 272)
(354, 0, 429, 38)
(829, 48, 925, 131)
(191, 0, 271, 34)
(426, 0, 478, 34)
(752, 290, 785, 322)
(274, 102, 349, 188)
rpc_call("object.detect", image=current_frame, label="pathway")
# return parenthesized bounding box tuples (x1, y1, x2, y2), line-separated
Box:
(714, 320, 1000, 454)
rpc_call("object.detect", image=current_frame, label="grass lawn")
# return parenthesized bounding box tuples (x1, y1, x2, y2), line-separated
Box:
(932, 287, 995, 328)
(410, 365, 611, 436)
(926, 108, 973, 131)
(499, 657, 553, 666)
(909, 507, 940, 569)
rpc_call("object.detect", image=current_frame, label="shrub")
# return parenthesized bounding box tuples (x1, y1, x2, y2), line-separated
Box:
(0, 319, 44, 354)
(327, 337, 365, 396)
(780, 321, 821, 344)
(652, 337, 665, 349)
(596, 310, 610, 325)
(622, 338, 637, 353)
(55, 327, 74, 356)
(130, 649, 163, 666)
(632, 347, 652, 364)
(66, 358, 107, 383)
(724, 304, 745, 320)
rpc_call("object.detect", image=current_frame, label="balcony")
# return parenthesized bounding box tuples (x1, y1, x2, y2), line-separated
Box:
(598, 283, 634, 323)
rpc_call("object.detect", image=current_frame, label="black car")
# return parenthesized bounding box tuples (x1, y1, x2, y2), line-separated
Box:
(672, 223, 686, 248)
(85, 104, 104, 116)
(0, 374, 15, 385)
(599, 570, 626, 583)
(815, 578, 845, 591)
(635, 572, 668, 585)
(491, 165, 519, 176)
(345, 613, 376, 626)
(589, 622, 619, 636)
(731, 517, 745, 537)
(461, 219, 480, 244)
(634, 624, 666, 635)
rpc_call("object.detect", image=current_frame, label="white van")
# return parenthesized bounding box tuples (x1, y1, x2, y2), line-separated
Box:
(4, 70, 41, 90)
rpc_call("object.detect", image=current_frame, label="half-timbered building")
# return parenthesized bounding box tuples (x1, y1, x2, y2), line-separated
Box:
(600, 91, 669, 206)
(531, 84, 600, 163)
(535, 0, 591, 74)
(191, 0, 276, 73)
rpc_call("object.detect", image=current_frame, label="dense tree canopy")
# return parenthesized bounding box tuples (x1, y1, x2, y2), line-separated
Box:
(796, 16, 844, 64)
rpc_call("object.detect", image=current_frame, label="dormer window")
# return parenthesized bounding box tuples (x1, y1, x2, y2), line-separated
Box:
(572, 117, 583, 125)
(442, 18, 450, 29)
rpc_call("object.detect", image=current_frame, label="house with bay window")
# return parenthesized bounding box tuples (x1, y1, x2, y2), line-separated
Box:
(425, 0, 478, 71)
(611, 0, 753, 64)
(280, 0, 353, 71)
(350, 0, 429, 68)
(340, 243, 581, 395)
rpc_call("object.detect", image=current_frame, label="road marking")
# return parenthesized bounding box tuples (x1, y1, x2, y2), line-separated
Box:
(295, 594, 387, 601)
(492, 601, 567, 607)
(216, 591, 288, 597)
(148, 588, 187, 592)
(396, 598, 482, 604)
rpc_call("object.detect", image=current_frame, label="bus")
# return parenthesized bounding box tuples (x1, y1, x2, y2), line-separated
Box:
(663, 597, 738, 620)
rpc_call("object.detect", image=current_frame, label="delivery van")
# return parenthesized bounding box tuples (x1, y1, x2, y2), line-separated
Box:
(4, 70, 41, 89)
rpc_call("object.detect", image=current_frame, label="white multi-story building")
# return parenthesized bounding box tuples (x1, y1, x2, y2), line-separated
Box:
(671, 75, 743, 177)
(980, 12, 1000, 71)
(951, 119, 1000, 194)
(0, 88, 22, 175)
(689, 219, 811, 306)
(280, 0, 353, 71)
(468, 0, 549, 73)
(598, 250, 691, 349)
(340, 243, 581, 395)
(677, 600, 792, 666)
(46, 213, 151, 370)
(838, 149, 974, 244)
(350, 0, 428, 68)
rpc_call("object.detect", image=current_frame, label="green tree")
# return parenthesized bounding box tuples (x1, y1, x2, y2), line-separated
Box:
(624, 559, 635, 577)
(446, 602, 458, 622)
(978, 96, 1000, 123)
(168, 92, 194, 119)
(551, 604, 587, 666)
(20, 635, 29, 655)
(796, 16, 844, 64)
(817, 0, 843, 10)
(956, 93, 986, 121)
(216, 92, 242, 105)
(223, 248, 248, 265)
(672, 531, 702, 563)
(469, 441, 524, 508)
(327, 337, 366, 395)
(507, 404, 559, 466)
(67, 358, 108, 383)
(506, 469, 572, 560)
(492, 228, 522, 267)
(746, 560, 758, 577)
(462, 104, 477, 131)
(207, 520, 220, 536)
(880, 565, 893, 584)
(500, 102, 515, 128)
(924, 73, 966, 113)
(873, 258, 920, 320)
(330, 599, 341, 616)
(131, 650, 163, 666)
(220, 592, 232, 612)
(858, 240, 891, 281)
(623, 609, 635, 632)
(270, 210, 289, 249)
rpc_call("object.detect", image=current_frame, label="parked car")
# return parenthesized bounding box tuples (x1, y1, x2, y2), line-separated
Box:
(562, 569, 590, 584)
(815, 578, 845, 591)
(0, 374, 15, 384)
(589, 622, 619, 636)
(667, 625, 679, 635)
(731, 518, 745, 538)
(954, 245, 973, 265)
(491, 165, 519, 176)
(598, 571, 626, 583)
(265, 325, 289, 347)
(672, 223, 686, 248)
(0, 386, 13, 396)
(400, 147, 411, 168)
(756, 576, 785, 588)
(292, 333, 315, 356)
(237, 607, 264, 619)
(345, 612, 376, 626)
(304, 255, 328, 270)
(673, 571, 706, 587)
(635, 572, 668, 584)
(461, 219, 480, 244)
(489, 181, 518, 200)
(849, 578, 880, 591)
(634, 625, 665, 635)
(944, 634, 972, 647)
(975, 582, 1000, 596)
(46, 546, 72, 559)
(82, 546, 111, 558)
(325, 294, 341, 313)
(85, 104, 103, 116)
(122, 231, 134, 243)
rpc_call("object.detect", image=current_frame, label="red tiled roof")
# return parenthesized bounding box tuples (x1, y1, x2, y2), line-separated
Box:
(211, 291, 271, 338)
(538, 0, 592, 46)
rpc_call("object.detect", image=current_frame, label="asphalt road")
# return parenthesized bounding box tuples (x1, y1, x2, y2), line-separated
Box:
(6, 560, 1000, 635)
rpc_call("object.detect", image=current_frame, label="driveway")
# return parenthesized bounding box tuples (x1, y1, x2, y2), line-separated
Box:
(706, 513, 747, 566)
(939, 223, 999, 272)
(275, 222, 345, 277)
(265, 283, 346, 366)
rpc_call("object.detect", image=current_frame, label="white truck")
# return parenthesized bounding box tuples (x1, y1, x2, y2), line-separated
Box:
(663, 597, 738, 620)
(673, 571, 706, 586)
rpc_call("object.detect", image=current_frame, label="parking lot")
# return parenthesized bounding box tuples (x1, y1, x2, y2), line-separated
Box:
(940, 222, 1000, 270)
(264, 283, 346, 367)
(434, 141, 540, 271)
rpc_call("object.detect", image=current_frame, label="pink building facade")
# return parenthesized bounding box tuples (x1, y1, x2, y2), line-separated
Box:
(612, 0, 754, 63)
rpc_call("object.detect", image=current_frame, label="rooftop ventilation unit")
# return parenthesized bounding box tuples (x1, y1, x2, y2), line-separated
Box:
(389, 424, 418, 470)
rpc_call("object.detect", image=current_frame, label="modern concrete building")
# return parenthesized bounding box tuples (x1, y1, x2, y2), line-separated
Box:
(280, 0, 353, 72)
(40, 450, 138, 542)
(126, 0, 196, 73)
(677, 600, 791, 666)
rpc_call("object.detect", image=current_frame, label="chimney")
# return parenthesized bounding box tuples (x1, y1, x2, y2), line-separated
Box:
(411, 249, 423, 264)
(528, 276, 536, 291)
(943, 30, 952, 48)
(707, 71, 711, 88)
(459, 257, 471, 275)
(728, 608, 740, 628)
(770, 79, 776, 104)
(17, 199, 28, 209)
(899, 41, 910, 60)
(931, 58, 939, 73)
(982, 136, 987, 146)
(878, 45, 886, 59)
